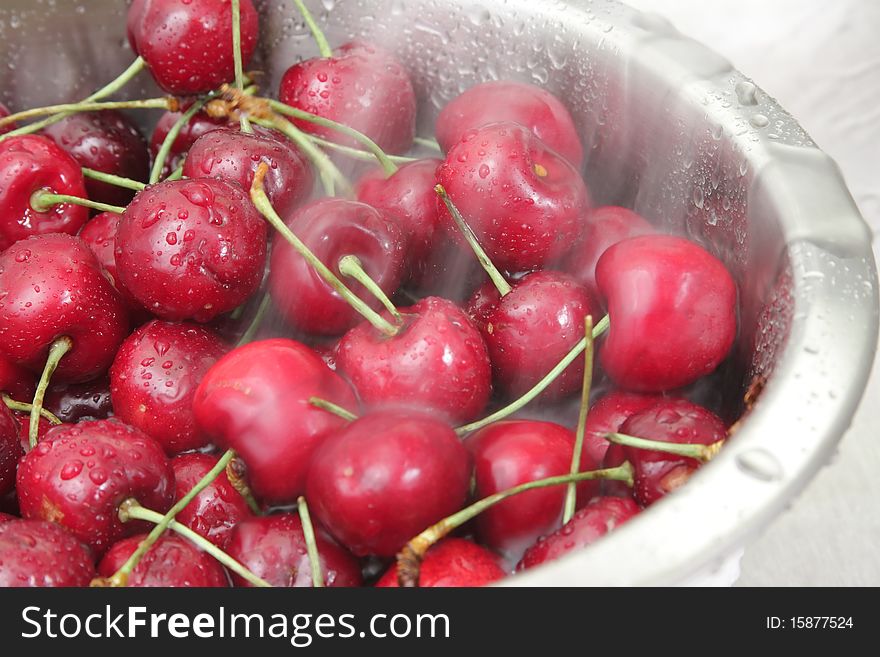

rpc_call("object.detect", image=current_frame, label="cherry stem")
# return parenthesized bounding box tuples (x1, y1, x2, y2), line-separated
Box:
(297, 496, 324, 588)
(456, 314, 610, 435)
(28, 336, 73, 449)
(30, 190, 125, 215)
(0, 97, 172, 130)
(413, 136, 442, 151)
(81, 168, 146, 192)
(1, 393, 62, 425)
(562, 315, 595, 525)
(308, 397, 359, 422)
(606, 433, 726, 463)
(150, 99, 207, 184)
(338, 254, 401, 321)
(231, 0, 253, 134)
(226, 456, 262, 515)
(165, 165, 185, 182)
(306, 134, 417, 168)
(250, 163, 398, 336)
(434, 184, 512, 296)
(292, 0, 333, 59)
(235, 293, 272, 347)
(396, 462, 635, 587)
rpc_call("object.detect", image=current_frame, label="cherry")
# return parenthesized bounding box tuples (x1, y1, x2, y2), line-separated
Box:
(183, 126, 314, 218)
(78, 211, 145, 313)
(171, 452, 253, 548)
(376, 538, 505, 588)
(193, 338, 358, 504)
(0, 355, 35, 401)
(582, 390, 669, 465)
(306, 410, 471, 557)
(0, 102, 15, 135)
(14, 414, 55, 453)
(0, 134, 90, 251)
(597, 235, 737, 392)
(127, 0, 259, 96)
(115, 178, 267, 322)
(0, 403, 21, 497)
(45, 377, 113, 423)
(336, 296, 492, 424)
(97, 533, 229, 587)
(42, 110, 149, 207)
(437, 122, 590, 272)
(561, 206, 655, 300)
(516, 496, 640, 571)
(225, 513, 362, 587)
(0, 519, 96, 587)
(436, 80, 584, 167)
(0, 511, 14, 523)
(150, 109, 228, 178)
(110, 320, 228, 454)
(16, 418, 175, 555)
(269, 198, 405, 336)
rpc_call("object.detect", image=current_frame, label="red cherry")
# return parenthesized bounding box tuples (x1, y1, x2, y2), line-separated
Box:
(128, 0, 259, 96)
(436, 80, 584, 167)
(115, 178, 267, 322)
(0, 519, 96, 587)
(225, 513, 362, 587)
(0, 403, 21, 497)
(78, 211, 146, 314)
(0, 234, 129, 382)
(97, 533, 229, 587)
(14, 413, 54, 453)
(582, 390, 669, 464)
(16, 418, 175, 555)
(336, 296, 492, 424)
(306, 410, 471, 557)
(0, 102, 16, 135)
(193, 339, 358, 504)
(110, 320, 228, 454)
(596, 235, 737, 392)
(45, 377, 113, 424)
(376, 538, 505, 587)
(437, 122, 590, 272)
(150, 109, 229, 178)
(0, 135, 90, 251)
(0, 511, 14, 523)
(516, 496, 640, 570)
(0, 354, 36, 401)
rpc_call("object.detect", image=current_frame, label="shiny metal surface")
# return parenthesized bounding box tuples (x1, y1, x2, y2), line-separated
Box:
(1, 0, 876, 584)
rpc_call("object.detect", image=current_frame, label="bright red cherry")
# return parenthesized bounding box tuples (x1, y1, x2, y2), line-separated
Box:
(0, 355, 35, 402)
(582, 390, 669, 465)
(0, 403, 20, 497)
(376, 538, 505, 587)
(437, 122, 590, 272)
(110, 320, 228, 454)
(78, 211, 146, 314)
(45, 377, 113, 424)
(115, 178, 267, 322)
(306, 410, 472, 557)
(150, 109, 229, 178)
(97, 533, 229, 587)
(0, 512, 14, 523)
(596, 235, 737, 392)
(0, 519, 96, 587)
(0, 135, 89, 251)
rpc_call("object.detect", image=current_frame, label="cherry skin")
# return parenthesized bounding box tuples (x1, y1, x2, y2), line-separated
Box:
(183, 126, 314, 218)
(225, 513, 363, 587)
(0, 234, 129, 383)
(582, 390, 669, 465)
(13, 413, 55, 455)
(97, 533, 229, 587)
(0, 403, 20, 497)
(170, 452, 253, 548)
(45, 377, 113, 423)
(336, 296, 492, 424)
(193, 338, 358, 504)
(16, 418, 175, 556)
(0, 519, 96, 587)
(0, 511, 14, 523)
(0, 354, 35, 401)
(78, 211, 146, 314)
(0, 134, 90, 251)
(0, 102, 15, 135)
(127, 0, 259, 96)
(42, 110, 150, 206)
(516, 496, 640, 571)
(110, 320, 228, 454)
(436, 80, 584, 167)
(269, 198, 405, 336)
(376, 538, 506, 588)
(437, 121, 590, 272)
(150, 109, 229, 178)
(306, 410, 472, 558)
(115, 178, 267, 323)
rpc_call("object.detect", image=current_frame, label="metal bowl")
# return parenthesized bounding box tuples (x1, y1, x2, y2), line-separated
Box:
(2, 0, 876, 584)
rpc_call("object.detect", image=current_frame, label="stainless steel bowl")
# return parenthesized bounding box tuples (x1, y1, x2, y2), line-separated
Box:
(2, 0, 877, 585)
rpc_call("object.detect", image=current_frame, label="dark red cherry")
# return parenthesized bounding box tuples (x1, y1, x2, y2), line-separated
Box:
(110, 320, 228, 454)
(0, 234, 129, 382)
(596, 235, 737, 392)
(336, 296, 491, 424)
(42, 110, 150, 206)
(582, 390, 669, 465)
(0, 354, 35, 401)
(225, 513, 362, 587)
(171, 452, 253, 548)
(45, 377, 113, 424)
(0, 519, 96, 587)
(97, 533, 229, 587)
(376, 538, 505, 587)
(437, 122, 590, 272)
(128, 0, 259, 96)
(115, 178, 267, 322)
(0, 102, 15, 135)
(436, 80, 584, 167)
(193, 339, 358, 504)
(0, 511, 14, 523)
(269, 198, 405, 336)
(306, 410, 471, 557)
(183, 126, 314, 218)
(0, 135, 89, 251)
(516, 496, 640, 570)
(0, 403, 20, 497)
(150, 109, 228, 178)
(16, 418, 175, 555)
(78, 211, 146, 314)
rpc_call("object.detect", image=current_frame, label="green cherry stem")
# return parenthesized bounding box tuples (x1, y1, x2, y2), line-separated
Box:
(562, 315, 595, 525)
(81, 168, 146, 192)
(1, 394, 62, 425)
(306, 134, 418, 168)
(396, 462, 635, 587)
(165, 165, 185, 182)
(150, 99, 207, 184)
(413, 136, 442, 151)
(606, 433, 725, 463)
(292, 0, 333, 59)
(308, 397, 359, 422)
(235, 293, 272, 348)
(0, 97, 171, 129)
(231, 0, 253, 134)
(29, 336, 73, 449)
(297, 497, 324, 588)
(456, 315, 610, 436)
(30, 190, 125, 215)
(338, 254, 401, 321)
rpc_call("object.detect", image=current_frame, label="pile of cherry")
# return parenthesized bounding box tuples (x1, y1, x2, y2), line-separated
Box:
(0, 0, 738, 588)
